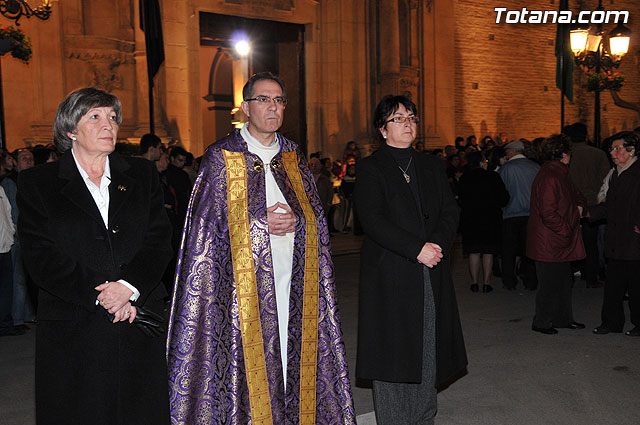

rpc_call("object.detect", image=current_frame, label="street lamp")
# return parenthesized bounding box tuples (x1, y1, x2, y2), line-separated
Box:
(569, 4, 631, 146)
(0, 0, 53, 26)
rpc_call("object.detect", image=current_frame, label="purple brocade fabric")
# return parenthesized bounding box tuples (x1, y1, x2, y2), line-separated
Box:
(167, 130, 356, 425)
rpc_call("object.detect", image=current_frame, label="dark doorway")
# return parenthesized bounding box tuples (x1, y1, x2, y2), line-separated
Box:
(200, 12, 307, 153)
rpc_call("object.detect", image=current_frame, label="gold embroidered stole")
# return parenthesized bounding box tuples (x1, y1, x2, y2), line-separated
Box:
(223, 149, 319, 425)
(282, 151, 319, 425)
(223, 150, 273, 425)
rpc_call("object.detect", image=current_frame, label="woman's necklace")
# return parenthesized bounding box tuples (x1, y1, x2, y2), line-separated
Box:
(398, 156, 412, 183)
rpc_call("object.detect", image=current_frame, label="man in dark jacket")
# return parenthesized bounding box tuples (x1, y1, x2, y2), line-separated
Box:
(563, 123, 610, 288)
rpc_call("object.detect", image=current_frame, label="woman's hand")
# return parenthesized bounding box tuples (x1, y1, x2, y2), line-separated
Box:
(417, 242, 443, 268)
(96, 281, 134, 314)
(111, 302, 137, 323)
(267, 202, 296, 236)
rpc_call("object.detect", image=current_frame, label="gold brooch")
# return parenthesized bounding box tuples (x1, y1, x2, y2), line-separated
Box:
(117, 185, 126, 191)
(270, 159, 281, 169)
(253, 161, 263, 172)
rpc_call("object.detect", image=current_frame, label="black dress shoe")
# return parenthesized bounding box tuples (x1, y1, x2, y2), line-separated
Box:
(556, 322, 585, 330)
(482, 284, 493, 293)
(625, 327, 640, 336)
(593, 325, 623, 335)
(532, 325, 558, 335)
(470, 284, 479, 293)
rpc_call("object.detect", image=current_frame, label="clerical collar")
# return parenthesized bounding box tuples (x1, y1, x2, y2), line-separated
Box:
(241, 123, 279, 152)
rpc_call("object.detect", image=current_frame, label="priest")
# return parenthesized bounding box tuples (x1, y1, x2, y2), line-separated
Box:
(167, 72, 355, 425)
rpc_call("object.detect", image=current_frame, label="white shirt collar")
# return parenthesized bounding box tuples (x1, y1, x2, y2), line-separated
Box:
(241, 123, 279, 152)
(71, 149, 112, 188)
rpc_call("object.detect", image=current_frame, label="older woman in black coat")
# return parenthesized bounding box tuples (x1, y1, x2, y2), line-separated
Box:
(355, 95, 467, 425)
(17, 88, 173, 424)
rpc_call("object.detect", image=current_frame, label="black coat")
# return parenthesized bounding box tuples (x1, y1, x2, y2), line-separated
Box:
(458, 167, 509, 252)
(354, 145, 467, 385)
(17, 151, 173, 425)
(590, 159, 640, 261)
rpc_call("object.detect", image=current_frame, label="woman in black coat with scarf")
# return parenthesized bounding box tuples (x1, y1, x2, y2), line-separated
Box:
(17, 88, 173, 424)
(355, 95, 467, 425)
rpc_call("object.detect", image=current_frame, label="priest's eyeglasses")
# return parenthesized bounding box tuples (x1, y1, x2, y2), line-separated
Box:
(244, 95, 288, 106)
(386, 115, 419, 124)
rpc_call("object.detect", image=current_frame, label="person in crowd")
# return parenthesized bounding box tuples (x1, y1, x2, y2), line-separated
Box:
(165, 145, 193, 232)
(309, 157, 333, 219)
(562, 123, 610, 288)
(17, 87, 173, 424)
(0, 183, 18, 337)
(527, 134, 586, 335)
(415, 141, 425, 152)
(2, 148, 35, 331)
(444, 144, 457, 158)
(342, 140, 362, 163)
(589, 131, 640, 337)
(480, 136, 494, 149)
(32, 144, 58, 165)
(139, 133, 163, 162)
(488, 146, 507, 172)
(340, 163, 357, 233)
(459, 151, 509, 293)
(182, 151, 198, 183)
(0, 150, 15, 180)
(466, 135, 477, 148)
(454, 136, 465, 152)
(355, 95, 466, 425)
(499, 140, 540, 290)
(167, 72, 356, 424)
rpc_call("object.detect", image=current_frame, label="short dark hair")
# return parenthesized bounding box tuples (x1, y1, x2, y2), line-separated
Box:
(170, 146, 188, 159)
(140, 133, 161, 154)
(242, 72, 287, 100)
(562, 122, 588, 143)
(610, 130, 640, 154)
(540, 134, 572, 161)
(373, 95, 418, 140)
(53, 87, 122, 152)
(11, 147, 32, 162)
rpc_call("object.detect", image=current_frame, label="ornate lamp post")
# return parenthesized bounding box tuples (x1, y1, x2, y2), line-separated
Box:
(0, 0, 52, 26)
(569, 1, 631, 147)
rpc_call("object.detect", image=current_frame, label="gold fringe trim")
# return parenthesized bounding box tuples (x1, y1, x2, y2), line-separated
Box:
(223, 150, 273, 425)
(282, 151, 319, 425)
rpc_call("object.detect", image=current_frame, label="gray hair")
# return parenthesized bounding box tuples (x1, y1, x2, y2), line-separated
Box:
(53, 87, 122, 152)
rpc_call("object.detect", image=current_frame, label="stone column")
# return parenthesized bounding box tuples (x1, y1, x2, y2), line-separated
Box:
(378, 0, 401, 95)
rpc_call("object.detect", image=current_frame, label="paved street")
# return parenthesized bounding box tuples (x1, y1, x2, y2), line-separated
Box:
(1, 234, 639, 424)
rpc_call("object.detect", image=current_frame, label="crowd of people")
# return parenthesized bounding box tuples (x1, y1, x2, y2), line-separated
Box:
(1, 74, 639, 425)
(434, 124, 640, 337)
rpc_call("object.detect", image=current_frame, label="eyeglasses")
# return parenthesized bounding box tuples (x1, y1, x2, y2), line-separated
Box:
(386, 115, 419, 124)
(244, 95, 288, 106)
(609, 145, 631, 153)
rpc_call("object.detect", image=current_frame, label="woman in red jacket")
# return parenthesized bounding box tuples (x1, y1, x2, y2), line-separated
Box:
(527, 134, 586, 334)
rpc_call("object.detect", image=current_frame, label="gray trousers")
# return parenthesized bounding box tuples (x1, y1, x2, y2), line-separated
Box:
(372, 267, 437, 425)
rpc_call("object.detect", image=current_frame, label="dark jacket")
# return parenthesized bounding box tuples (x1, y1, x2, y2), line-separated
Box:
(527, 160, 586, 262)
(17, 151, 173, 425)
(458, 167, 509, 247)
(589, 159, 640, 261)
(354, 144, 467, 386)
(569, 142, 610, 206)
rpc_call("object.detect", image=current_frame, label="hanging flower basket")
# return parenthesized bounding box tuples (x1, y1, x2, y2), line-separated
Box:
(586, 71, 624, 92)
(0, 25, 32, 63)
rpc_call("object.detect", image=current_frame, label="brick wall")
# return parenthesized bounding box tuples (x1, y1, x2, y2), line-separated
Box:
(454, 0, 640, 143)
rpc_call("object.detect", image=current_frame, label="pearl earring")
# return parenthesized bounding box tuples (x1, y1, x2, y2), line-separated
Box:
(383, 135, 387, 139)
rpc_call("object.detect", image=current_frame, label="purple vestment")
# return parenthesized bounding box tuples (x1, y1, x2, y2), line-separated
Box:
(167, 130, 356, 424)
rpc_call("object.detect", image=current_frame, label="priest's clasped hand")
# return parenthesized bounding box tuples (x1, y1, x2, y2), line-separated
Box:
(417, 242, 443, 268)
(267, 202, 297, 236)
